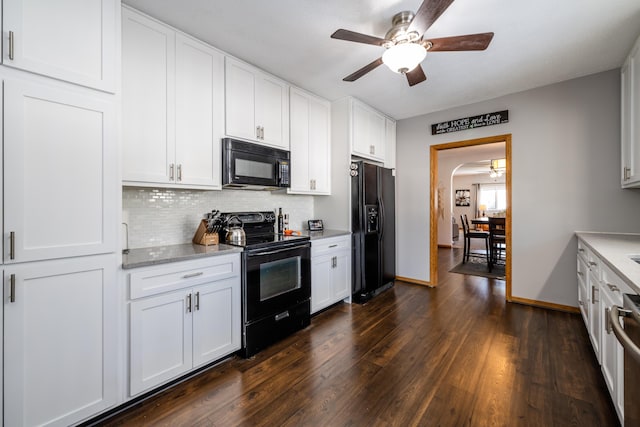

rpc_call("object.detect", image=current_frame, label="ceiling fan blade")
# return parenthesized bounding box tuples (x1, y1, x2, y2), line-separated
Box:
(427, 32, 494, 51)
(407, 0, 455, 36)
(343, 58, 384, 82)
(331, 29, 388, 46)
(406, 65, 427, 87)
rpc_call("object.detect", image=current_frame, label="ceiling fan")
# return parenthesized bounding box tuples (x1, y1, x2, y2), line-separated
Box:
(330, 0, 494, 86)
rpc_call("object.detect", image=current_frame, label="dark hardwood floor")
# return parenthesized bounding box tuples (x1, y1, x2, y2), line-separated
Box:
(97, 248, 618, 426)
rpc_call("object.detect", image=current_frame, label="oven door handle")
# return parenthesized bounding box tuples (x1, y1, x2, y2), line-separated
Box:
(247, 243, 309, 257)
(609, 305, 640, 364)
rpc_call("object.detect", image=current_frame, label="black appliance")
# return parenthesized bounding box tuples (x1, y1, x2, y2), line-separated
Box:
(222, 138, 290, 190)
(351, 161, 396, 302)
(610, 293, 640, 426)
(219, 211, 310, 358)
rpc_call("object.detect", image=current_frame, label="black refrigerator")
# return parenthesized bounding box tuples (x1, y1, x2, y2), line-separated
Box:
(351, 161, 396, 303)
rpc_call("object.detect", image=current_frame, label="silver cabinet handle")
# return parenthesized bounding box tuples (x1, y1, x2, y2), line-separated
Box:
(609, 305, 640, 363)
(194, 291, 200, 311)
(177, 164, 182, 182)
(256, 126, 260, 139)
(186, 294, 192, 313)
(606, 283, 620, 293)
(624, 166, 631, 181)
(169, 163, 175, 180)
(182, 272, 203, 279)
(578, 301, 584, 306)
(591, 285, 598, 304)
(578, 248, 585, 252)
(588, 261, 597, 267)
(328, 244, 338, 248)
(9, 231, 15, 260)
(261, 126, 265, 140)
(577, 271, 584, 277)
(8, 31, 14, 61)
(10, 274, 16, 303)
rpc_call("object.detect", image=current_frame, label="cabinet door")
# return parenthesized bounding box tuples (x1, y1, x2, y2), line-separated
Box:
(352, 100, 385, 161)
(256, 74, 289, 149)
(385, 118, 396, 169)
(588, 271, 601, 362)
(577, 256, 589, 325)
(624, 43, 640, 186)
(175, 34, 224, 189)
(308, 97, 331, 194)
(4, 255, 117, 427)
(130, 289, 193, 396)
(4, 79, 117, 263)
(122, 8, 176, 185)
(192, 277, 241, 367)
(225, 58, 257, 141)
(599, 287, 618, 405)
(3, 0, 117, 92)
(311, 254, 333, 314)
(332, 249, 351, 301)
(289, 89, 311, 192)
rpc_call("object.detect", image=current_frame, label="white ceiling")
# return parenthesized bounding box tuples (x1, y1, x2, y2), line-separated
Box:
(122, 0, 640, 120)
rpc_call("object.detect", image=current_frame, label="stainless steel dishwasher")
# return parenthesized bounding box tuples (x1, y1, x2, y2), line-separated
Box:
(610, 293, 640, 426)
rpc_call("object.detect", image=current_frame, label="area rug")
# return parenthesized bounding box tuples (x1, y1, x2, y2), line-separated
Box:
(449, 258, 506, 280)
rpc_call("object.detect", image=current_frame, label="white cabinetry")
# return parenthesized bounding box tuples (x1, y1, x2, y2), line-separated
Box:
(352, 99, 386, 162)
(4, 79, 117, 263)
(3, 0, 118, 92)
(576, 238, 631, 425)
(311, 235, 351, 314)
(4, 255, 118, 427)
(599, 263, 631, 423)
(289, 87, 331, 195)
(128, 254, 241, 396)
(384, 117, 397, 169)
(122, 7, 224, 189)
(621, 33, 640, 188)
(225, 57, 289, 149)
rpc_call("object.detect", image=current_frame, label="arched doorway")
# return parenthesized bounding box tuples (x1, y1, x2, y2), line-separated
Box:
(429, 134, 513, 301)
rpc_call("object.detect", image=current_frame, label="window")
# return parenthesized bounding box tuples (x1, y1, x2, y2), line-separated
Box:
(479, 183, 506, 211)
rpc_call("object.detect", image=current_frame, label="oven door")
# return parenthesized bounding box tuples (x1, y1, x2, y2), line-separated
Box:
(244, 241, 311, 322)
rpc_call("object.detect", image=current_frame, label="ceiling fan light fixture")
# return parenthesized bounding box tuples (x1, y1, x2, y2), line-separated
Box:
(382, 42, 426, 74)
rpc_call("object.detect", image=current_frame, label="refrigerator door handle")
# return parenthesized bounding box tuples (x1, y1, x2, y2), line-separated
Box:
(379, 198, 385, 240)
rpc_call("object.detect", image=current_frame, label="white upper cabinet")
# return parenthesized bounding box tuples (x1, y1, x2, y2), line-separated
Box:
(3, 0, 117, 92)
(351, 99, 386, 162)
(289, 87, 331, 195)
(4, 79, 117, 263)
(225, 57, 289, 149)
(122, 7, 224, 190)
(621, 32, 640, 188)
(384, 117, 397, 169)
(175, 34, 224, 188)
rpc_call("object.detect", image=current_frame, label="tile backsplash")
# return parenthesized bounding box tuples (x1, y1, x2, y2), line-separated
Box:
(123, 187, 314, 249)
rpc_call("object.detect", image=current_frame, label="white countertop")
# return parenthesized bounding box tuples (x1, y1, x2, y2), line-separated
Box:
(575, 232, 640, 294)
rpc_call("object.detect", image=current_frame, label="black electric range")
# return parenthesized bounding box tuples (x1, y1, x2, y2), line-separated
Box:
(219, 211, 311, 358)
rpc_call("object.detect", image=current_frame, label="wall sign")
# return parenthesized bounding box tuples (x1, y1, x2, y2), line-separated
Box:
(431, 110, 509, 135)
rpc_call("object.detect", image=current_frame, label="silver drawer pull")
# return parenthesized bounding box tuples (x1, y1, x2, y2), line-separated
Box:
(578, 248, 585, 252)
(606, 283, 620, 293)
(186, 294, 192, 313)
(10, 274, 16, 303)
(588, 261, 597, 267)
(183, 272, 203, 279)
(275, 311, 290, 321)
(9, 31, 14, 61)
(328, 244, 338, 248)
(577, 271, 584, 276)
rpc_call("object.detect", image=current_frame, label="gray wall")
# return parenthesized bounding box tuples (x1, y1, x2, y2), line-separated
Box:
(396, 69, 640, 307)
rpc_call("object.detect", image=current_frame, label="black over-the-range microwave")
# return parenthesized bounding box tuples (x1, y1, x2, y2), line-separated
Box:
(222, 138, 290, 191)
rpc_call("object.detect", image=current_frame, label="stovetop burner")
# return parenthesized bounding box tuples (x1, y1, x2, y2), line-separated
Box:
(218, 211, 309, 249)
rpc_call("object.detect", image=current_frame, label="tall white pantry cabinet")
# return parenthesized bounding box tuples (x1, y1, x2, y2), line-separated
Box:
(1, 1, 120, 426)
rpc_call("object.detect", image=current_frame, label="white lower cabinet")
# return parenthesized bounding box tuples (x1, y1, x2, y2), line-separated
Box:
(311, 235, 351, 314)
(577, 238, 631, 425)
(128, 254, 241, 396)
(4, 255, 118, 427)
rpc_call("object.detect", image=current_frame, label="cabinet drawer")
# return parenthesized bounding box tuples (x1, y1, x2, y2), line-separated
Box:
(129, 254, 240, 299)
(601, 263, 633, 305)
(311, 235, 351, 256)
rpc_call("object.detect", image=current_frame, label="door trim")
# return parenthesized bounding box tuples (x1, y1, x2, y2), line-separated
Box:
(429, 134, 512, 301)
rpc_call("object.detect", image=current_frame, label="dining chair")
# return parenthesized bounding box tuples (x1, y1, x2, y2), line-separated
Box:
(461, 215, 490, 264)
(488, 217, 506, 272)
